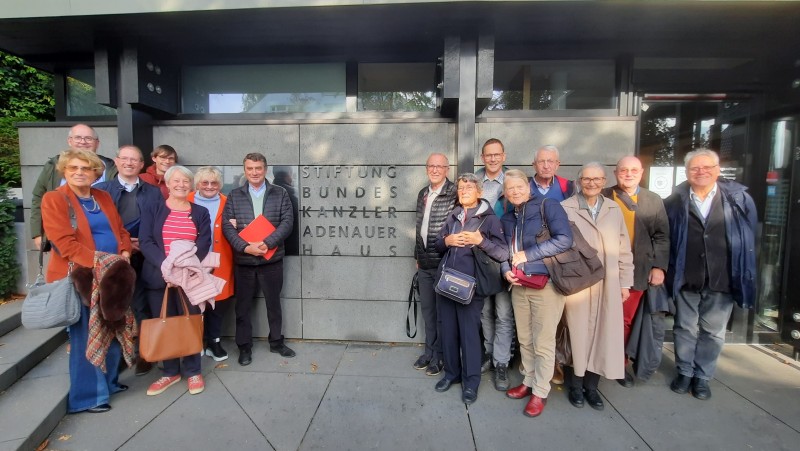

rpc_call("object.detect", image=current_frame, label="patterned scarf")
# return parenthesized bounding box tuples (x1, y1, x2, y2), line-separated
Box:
(85, 252, 138, 372)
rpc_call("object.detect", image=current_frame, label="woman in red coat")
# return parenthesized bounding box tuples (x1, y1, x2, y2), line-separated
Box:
(42, 149, 133, 414)
(188, 166, 235, 361)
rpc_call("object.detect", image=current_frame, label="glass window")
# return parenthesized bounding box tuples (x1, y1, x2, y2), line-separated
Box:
(488, 60, 615, 111)
(182, 64, 346, 114)
(358, 63, 436, 112)
(66, 69, 117, 116)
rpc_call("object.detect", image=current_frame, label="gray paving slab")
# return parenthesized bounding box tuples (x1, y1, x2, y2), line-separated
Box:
(0, 372, 69, 450)
(300, 374, 475, 451)
(21, 342, 68, 380)
(0, 301, 22, 337)
(0, 438, 25, 451)
(118, 372, 271, 451)
(601, 349, 800, 451)
(714, 344, 800, 432)
(212, 340, 347, 375)
(335, 343, 429, 379)
(219, 370, 332, 451)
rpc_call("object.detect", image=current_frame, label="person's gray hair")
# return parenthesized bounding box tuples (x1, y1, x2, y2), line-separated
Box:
(164, 165, 194, 184)
(194, 166, 223, 187)
(457, 173, 483, 192)
(503, 169, 528, 187)
(684, 148, 720, 169)
(576, 162, 606, 193)
(535, 145, 560, 161)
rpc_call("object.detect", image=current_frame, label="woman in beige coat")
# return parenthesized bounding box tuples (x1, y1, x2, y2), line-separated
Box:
(561, 162, 634, 411)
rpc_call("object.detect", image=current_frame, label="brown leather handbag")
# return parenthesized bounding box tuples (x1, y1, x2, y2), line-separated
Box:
(139, 287, 204, 362)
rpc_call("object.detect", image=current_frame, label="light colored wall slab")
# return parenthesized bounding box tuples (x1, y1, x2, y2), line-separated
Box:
(18, 126, 118, 165)
(300, 212, 414, 257)
(475, 119, 637, 166)
(302, 298, 422, 343)
(221, 297, 302, 340)
(153, 124, 300, 165)
(301, 256, 415, 301)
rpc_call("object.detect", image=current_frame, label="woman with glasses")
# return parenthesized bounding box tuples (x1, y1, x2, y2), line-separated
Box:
(561, 162, 634, 412)
(432, 173, 509, 405)
(188, 166, 235, 361)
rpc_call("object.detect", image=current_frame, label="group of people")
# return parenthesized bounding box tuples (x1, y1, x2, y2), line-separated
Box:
(414, 139, 756, 417)
(33, 125, 295, 414)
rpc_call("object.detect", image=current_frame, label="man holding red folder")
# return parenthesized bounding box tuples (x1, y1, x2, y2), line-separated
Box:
(222, 152, 296, 365)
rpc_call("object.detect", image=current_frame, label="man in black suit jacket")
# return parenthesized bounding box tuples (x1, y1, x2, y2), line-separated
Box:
(95, 145, 163, 376)
(222, 152, 295, 366)
(603, 155, 670, 388)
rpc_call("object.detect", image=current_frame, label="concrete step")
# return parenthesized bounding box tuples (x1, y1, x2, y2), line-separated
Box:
(0, 342, 69, 451)
(0, 323, 67, 393)
(0, 301, 22, 338)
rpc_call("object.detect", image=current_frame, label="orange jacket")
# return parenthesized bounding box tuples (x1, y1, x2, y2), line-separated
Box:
(41, 185, 132, 283)
(188, 191, 234, 300)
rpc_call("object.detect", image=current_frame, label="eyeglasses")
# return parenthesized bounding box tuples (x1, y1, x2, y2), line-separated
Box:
(617, 168, 641, 175)
(687, 165, 718, 174)
(534, 159, 558, 166)
(65, 165, 93, 173)
(69, 136, 97, 143)
(482, 153, 504, 160)
(155, 155, 176, 161)
(579, 177, 606, 185)
(198, 180, 220, 187)
(426, 165, 448, 171)
(457, 185, 478, 192)
(117, 157, 142, 163)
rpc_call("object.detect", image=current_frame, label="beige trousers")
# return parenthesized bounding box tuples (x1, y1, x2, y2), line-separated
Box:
(511, 282, 566, 398)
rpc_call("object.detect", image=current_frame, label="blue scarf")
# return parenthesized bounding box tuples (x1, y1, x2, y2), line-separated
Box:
(193, 193, 220, 251)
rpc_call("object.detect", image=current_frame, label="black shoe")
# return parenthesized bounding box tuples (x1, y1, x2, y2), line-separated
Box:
(205, 340, 229, 362)
(413, 355, 431, 370)
(691, 378, 712, 400)
(617, 370, 634, 388)
(238, 348, 252, 366)
(115, 384, 129, 392)
(425, 360, 443, 376)
(435, 377, 460, 392)
(494, 363, 510, 391)
(462, 388, 478, 405)
(86, 403, 111, 413)
(585, 389, 605, 411)
(670, 374, 692, 394)
(568, 388, 585, 408)
(270, 344, 296, 358)
(480, 352, 493, 374)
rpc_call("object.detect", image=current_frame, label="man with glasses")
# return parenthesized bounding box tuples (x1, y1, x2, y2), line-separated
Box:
(603, 155, 670, 388)
(413, 153, 457, 376)
(529, 145, 574, 201)
(94, 145, 163, 376)
(474, 139, 514, 390)
(665, 149, 757, 401)
(30, 123, 117, 250)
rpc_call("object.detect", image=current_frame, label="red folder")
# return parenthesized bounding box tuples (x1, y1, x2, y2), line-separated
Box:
(238, 215, 277, 260)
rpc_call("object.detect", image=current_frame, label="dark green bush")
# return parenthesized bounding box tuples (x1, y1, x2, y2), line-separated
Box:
(0, 185, 19, 297)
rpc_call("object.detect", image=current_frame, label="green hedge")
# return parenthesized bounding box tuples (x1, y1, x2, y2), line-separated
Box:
(0, 185, 19, 297)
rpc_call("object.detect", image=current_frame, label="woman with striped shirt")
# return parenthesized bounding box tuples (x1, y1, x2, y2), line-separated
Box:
(139, 165, 211, 396)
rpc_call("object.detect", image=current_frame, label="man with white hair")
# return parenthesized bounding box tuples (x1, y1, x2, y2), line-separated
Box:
(529, 145, 574, 201)
(664, 149, 757, 401)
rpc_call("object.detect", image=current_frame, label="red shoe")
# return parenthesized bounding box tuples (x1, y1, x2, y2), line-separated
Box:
(506, 384, 532, 399)
(524, 395, 546, 417)
(147, 375, 181, 396)
(187, 375, 205, 395)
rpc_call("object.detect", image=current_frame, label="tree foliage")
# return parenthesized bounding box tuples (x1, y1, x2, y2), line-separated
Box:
(0, 185, 19, 298)
(0, 51, 55, 187)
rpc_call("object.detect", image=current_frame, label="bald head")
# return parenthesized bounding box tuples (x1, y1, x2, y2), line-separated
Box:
(614, 155, 644, 194)
(67, 124, 100, 152)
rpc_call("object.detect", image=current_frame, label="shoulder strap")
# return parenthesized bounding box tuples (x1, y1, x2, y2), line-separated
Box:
(406, 273, 419, 338)
(611, 186, 638, 211)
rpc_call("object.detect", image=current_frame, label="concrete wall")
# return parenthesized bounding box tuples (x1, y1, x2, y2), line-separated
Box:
(18, 117, 636, 343)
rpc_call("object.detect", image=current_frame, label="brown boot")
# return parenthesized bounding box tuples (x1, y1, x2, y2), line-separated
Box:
(550, 363, 565, 385)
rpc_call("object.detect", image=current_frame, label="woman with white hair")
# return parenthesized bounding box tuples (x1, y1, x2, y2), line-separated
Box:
(561, 162, 634, 411)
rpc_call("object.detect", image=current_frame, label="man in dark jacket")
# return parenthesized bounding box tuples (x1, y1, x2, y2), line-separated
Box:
(604, 155, 670, 388)
(412, 153, 457, 376)
(30, 123, 117, 250)
(664, 149, 757, 401)
(222, 152, 296, 366)
(94, 144, 163, 376)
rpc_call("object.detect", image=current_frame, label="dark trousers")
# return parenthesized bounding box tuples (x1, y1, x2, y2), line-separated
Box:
(567, 366, 601, 391)
(235, 262, 284, 350)
(437, 293, 484, 391)
(204, 297, 233, 340)
(145, 287, 201, 377)
(417, 268, 442, 361)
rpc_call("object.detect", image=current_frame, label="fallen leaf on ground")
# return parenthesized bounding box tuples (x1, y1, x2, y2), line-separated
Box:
(215, 363, 228, 369)
(35, 439, 48, 451)
(58, 435, 72, 441)
(310, 362, 318, 372)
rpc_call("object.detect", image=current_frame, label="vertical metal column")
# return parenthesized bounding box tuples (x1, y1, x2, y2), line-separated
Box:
(456, 37, 477, 176)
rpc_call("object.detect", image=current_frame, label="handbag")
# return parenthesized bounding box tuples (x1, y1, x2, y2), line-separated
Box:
(511, 266, 549, 289)
(473, 246, 504, 298)
(22, 197, 81, 330)
(434, 216, 489, 305)
(554, 317, 572, 366)
(139, 287, 204, 362)
(406, 273, 419, 338)
(21, 262, 81, 329)
(537, 200, 606, 296)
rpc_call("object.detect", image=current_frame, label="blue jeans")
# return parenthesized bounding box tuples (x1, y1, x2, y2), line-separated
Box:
(481, 289, 514, 365)
(673, 288, 734, 380)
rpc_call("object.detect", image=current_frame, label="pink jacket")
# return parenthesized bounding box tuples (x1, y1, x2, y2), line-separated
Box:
(161, 239, 226, 312)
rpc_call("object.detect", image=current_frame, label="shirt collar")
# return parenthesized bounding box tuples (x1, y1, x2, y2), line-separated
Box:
(482, 170, 504, 184)
(690, 183, 718, 202)
(117, 175, 140, 192)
